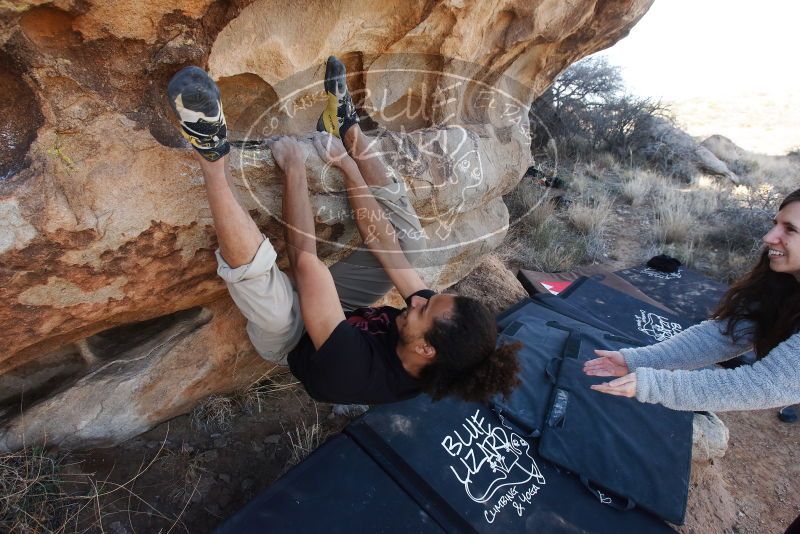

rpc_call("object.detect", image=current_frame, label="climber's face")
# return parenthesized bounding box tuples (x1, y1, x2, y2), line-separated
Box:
(763, 200, 800, 280)
(396, 294, 456, 358)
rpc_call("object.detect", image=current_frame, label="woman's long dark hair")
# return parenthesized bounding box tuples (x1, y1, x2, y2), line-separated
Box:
(712, 188, 800, 357)
(419, 296, 520, 403)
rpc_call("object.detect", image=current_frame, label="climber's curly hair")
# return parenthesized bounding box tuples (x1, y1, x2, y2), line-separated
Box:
(419, 296, 520, 404)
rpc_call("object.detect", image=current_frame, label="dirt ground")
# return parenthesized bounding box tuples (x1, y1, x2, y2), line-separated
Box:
(66, 380, 349, 532)
(715, 410, 800, 533)
(48, 193, 799, 533)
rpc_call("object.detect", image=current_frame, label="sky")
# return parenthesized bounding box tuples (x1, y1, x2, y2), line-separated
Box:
(593, 0, 800, 154)
(596, 0, 800, 99)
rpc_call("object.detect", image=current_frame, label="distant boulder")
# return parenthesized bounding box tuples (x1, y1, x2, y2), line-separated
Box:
(630, 117, 740, 183)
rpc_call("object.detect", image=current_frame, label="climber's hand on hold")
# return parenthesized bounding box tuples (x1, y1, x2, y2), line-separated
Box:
(268, 136, 305, 177)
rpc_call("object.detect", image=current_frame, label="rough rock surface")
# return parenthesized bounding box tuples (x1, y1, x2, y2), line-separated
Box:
(691, 411, 729, 463)
(448, 253, 528, 315)
(0, 0, 653, 448)
(632, 117, 740, 183)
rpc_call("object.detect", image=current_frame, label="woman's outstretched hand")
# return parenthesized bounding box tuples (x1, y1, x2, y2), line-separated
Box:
(590, 373, 637, 398)
(583, 349, 629, 377)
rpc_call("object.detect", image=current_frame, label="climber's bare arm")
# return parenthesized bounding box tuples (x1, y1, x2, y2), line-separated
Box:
(270, 137, 345, 349)
(313, 133, 427, 299)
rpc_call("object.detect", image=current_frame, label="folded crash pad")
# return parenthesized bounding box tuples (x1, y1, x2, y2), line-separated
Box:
(517, 266, 674, 313)
(346, 395, 674, 533)
(558, 277, 690, 346)
(538, 356, 693, 525)
(214, 434, 442, 533)
(491, 319, 573, 438)
(615, 265, 727, 325)
(492, 315, 642, 437)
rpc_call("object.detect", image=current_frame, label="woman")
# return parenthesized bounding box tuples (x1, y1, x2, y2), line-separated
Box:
(583, 188, 800, 413)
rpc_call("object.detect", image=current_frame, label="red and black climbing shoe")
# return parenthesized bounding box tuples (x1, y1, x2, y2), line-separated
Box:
(167, 66, 230, 162)
(317, 55, 359, 139)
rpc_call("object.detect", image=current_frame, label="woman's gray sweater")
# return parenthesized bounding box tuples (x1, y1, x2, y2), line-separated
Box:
(619, 320, 800, 411)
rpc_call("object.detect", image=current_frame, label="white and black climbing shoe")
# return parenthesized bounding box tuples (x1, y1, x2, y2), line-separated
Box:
(167, 66, 230, 162)
(317, 55, 359, 139)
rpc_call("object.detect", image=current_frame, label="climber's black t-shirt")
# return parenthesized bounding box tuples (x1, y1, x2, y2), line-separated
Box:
(287, 289, 436, 404)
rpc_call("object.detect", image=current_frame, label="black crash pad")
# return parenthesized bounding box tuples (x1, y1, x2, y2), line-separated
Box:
(493, 315, 642, 437)
(214, 434, 442, 533)
(538, 356, 693, 524)
(346, 395, 674, 533)
(517, 266, 674, 313)
(615, 265, 727, 325)
(559, 277, 690, 346)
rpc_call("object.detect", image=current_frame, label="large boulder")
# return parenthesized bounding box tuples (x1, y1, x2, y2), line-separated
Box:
(0, 0, 654, 449)
(630, 117, 740, 183)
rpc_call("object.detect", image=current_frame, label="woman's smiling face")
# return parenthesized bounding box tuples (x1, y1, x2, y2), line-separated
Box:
(762, 200, 800, 280)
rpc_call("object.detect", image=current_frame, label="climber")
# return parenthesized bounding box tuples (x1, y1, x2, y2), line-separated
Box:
(166, 57, 520, 405)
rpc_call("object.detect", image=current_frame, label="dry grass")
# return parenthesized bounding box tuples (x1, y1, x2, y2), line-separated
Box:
(191, 368, 301, 430)
(1, 436, 187, 533)
(500, 190, 589, 272)
(619, 168, 663, 206)
(159, 443, 211, 504)
(236, 369, 300, 416)
(190, 395, 237, 433)
(285, 405, 326, 468)
(0, 447, 79, 533)
(567, 193, 614, 236)
(652, 189, 697, 245)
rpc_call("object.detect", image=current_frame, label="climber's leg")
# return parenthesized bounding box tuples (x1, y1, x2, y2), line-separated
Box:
(325, 127, 425, 309)
(168, 66, 262, 268)
(215, 236, 305, 365)
(315, 56, 426, 309)
(342, 123, 392, 187)
(168, 67, 303, 363)
(195, 156, 265, 268)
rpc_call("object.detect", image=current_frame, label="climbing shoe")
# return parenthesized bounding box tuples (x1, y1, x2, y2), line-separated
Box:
(316, 55, 359, 139)
(167, 66, 230, 162)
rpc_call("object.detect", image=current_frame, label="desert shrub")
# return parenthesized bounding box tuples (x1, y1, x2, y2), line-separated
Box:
(530, 57, 671, 159)
(653, 200, 695, 244)
(1, 448, 78, 532)
(625, 114, 699, 182)
(567, 192, 614, 237)
(704, 183, 778, 255)
(504, 176, 553, 223)
(1, 442, 180, 532)
(727, 158, 760, 177)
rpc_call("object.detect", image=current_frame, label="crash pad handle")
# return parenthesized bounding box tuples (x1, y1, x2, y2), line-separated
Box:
(580, 476, 636, 511)
(561, 330, 582, 359)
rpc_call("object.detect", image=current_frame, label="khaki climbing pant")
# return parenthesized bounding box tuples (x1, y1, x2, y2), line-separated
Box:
(216, 178, 425, 365)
